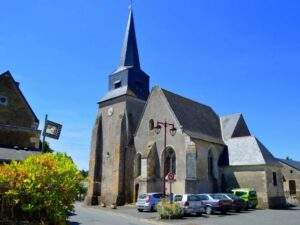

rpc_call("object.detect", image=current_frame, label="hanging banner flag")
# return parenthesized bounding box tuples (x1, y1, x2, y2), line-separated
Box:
(43, 120, 62, 140)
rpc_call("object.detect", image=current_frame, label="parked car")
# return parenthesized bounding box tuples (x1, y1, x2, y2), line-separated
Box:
(173, 194, 205, 216)
(231, 188, 258, 209)
(136, 193, 164, 212)
(223, 193, 247, 212)
(198, 194, 232, 214)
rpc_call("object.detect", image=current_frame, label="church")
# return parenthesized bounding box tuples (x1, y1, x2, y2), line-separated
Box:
(85, 9, 286, 209)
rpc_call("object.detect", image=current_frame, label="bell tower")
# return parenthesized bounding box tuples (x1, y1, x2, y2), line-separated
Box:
(85, 9, 150, 206)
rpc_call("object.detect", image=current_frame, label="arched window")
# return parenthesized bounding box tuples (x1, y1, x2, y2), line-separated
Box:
(163, 148, 176, 176)
(135, 153, 142, 177)
(208, 150, 214, 177)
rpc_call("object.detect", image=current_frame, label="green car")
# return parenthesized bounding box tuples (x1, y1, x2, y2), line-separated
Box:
(231, 188, 258, 209)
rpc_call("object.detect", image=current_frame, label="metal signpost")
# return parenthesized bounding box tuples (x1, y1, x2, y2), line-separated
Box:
(153, 120, 177, 196)
(166, 172, 176, 203)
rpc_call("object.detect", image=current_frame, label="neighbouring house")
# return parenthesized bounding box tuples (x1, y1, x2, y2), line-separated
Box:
(0, 71, 41, 163)
(85, 9, 286, 208)
(277, 158, 300, 205)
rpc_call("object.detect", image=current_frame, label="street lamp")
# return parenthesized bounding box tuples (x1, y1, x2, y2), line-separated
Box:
(153, 120, 177, 196)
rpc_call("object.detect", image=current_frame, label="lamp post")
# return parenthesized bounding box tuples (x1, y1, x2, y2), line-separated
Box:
(153, 121, 177, 196)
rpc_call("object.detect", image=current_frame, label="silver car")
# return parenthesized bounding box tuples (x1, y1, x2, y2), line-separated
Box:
(173, 194, 205, 216)
(136, 193, 164, 212)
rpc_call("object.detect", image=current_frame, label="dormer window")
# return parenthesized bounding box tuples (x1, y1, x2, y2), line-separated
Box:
(114, 80, 121, 89)
(0, 96, 8, 106)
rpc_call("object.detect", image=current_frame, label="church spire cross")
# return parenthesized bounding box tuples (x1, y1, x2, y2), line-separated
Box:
(118, 7, 141, 69)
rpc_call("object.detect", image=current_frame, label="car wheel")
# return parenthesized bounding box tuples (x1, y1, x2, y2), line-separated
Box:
(138, 209, 143, 212)
(206, 206, 213, 215)
(235, 208, 241, 213)
(150, 206, 154, 212)
(221, 210, 227, 215)
(196, 212, 203, 217)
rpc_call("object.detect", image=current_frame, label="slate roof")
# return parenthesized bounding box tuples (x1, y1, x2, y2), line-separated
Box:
(161, 88, 223, 144)
(225, 136, 280, 166)
(0, 71, 39, 123)
(220, 113, 251, 140)
(0, 147, 40, 162)
(119, 9, 140, 69)
(277, 158, 300, 171)
(100, 86, 137, 102)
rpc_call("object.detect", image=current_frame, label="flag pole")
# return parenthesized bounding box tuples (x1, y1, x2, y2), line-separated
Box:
(42, 114, 48, 152)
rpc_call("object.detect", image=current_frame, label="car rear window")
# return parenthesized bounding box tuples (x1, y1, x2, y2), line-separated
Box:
(187, 195, 201, 201)
(226, 194, 238, 200)
(174, 195, 183, 202)
(235, 191, 247, 197)
(198, 195, 209, 201)
(249, 191, 257, 197)
(153, 194, 164, 199)
(211, 194, 228, 200)
(138, 194, 148, 199)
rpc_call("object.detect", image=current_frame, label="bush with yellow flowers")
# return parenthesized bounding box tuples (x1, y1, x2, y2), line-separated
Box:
(0, 153, 83, 225)
(156, 199, 183, 219)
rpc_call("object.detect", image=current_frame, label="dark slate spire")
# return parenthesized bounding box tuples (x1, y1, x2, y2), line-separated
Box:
(119, 9, 140, 69)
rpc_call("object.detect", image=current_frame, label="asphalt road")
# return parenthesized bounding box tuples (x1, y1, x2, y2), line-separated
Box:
(68, 203, 152, 225)
(70, 202, 300, 225)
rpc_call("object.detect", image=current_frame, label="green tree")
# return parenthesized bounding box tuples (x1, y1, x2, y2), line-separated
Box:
(0, 153, 83, 224)
(41, 141, 54, 153)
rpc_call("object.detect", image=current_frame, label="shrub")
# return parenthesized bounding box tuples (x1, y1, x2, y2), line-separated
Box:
(156, 199, 183, 219)
(0, 153, 82, 225)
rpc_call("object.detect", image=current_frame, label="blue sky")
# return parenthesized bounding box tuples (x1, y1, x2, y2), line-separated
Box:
(1, 1, 300, 170)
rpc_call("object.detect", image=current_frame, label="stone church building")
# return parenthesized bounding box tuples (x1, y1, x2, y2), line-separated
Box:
(85, 10, 286, 208)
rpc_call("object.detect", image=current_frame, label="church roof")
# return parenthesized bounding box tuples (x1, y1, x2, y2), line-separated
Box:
(220, 113, 251, 140)
(161, 88, 223, 144)
(225, 136, 280, 166)
(277, 158, 300, 171)
(0, 71, 39, 123)
(100, 86, 137, 102)
(118, 9, 140, 70)
(0, 147, 40, 162)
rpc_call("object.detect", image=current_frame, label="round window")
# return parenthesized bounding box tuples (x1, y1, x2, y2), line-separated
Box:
(0, 96, 7, 105)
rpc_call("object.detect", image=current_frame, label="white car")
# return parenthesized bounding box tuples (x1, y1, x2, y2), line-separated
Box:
(173, 194, 205, 216)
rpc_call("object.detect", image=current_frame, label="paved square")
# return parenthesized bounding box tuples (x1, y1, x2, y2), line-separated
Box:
(70, 203, 300, 225)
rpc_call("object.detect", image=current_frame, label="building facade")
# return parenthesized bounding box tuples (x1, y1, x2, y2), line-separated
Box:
(278, 159, 300, 205)
(0, 71, 41, 163)
(85, 9, 286, 208)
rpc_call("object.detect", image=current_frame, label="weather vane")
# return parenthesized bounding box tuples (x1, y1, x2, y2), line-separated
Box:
(129, 0, 134, 9)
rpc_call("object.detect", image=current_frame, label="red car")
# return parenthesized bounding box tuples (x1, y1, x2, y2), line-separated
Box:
(223, 193, 247, 212)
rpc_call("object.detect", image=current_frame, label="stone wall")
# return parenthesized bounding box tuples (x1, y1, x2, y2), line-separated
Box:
(134, 88, 187, 195)
(0, 73, 40, 150)
(0, 74, 37, 129)
(280, 162, 300, 204)
(222, 165, 286, 208)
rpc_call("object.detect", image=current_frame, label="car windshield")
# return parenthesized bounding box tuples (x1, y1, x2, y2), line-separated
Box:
(138, 194, 148, 199)
(211, 194, 228, 200)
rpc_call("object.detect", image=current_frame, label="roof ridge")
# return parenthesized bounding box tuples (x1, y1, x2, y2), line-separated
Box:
(161, 88, 213, 110)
